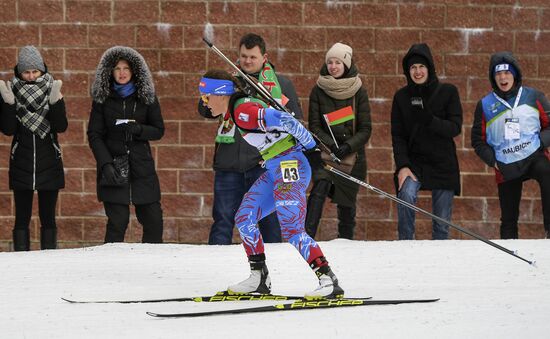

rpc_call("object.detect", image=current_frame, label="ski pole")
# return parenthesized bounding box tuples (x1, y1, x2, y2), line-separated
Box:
(202, 37, 342, 165)
(324, 165, 536, 266)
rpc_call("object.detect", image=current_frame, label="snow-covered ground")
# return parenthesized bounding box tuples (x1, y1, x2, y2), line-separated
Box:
(1, 239, 549, 339)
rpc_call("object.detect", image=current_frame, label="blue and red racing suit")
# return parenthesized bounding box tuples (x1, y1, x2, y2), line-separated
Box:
(231, 97, 325, 264)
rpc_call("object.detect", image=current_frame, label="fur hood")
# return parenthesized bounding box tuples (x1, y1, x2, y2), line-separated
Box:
(91, 46, 155, 104)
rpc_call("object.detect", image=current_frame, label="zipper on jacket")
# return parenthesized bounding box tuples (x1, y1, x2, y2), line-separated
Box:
(11, 141, 19, 160)
(123, 99, 132, 204)
(32, 134, 36, 190)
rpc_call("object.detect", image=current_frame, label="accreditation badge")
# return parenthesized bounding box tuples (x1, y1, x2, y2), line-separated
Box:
(280, 160, 300, 183)
(504, 118, 520, 140)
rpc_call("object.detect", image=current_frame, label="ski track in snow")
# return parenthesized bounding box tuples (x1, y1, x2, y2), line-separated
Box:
(1, 239, 549, 338)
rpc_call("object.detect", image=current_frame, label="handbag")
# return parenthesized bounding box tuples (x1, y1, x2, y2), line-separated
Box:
(320, 97, 358, 174)
(99, 153, 129, 187)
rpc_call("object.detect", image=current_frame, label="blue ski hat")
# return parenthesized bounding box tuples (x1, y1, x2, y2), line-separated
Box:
(494, 63, 518, 79)
(198, 77, 235, 95)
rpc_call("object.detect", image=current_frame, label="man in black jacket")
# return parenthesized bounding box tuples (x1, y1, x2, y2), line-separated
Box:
(199, 33, 302, 245)
(391, 43, 463, 240)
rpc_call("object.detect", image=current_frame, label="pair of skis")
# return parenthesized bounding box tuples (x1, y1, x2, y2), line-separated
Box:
(62, 291, 439, 318)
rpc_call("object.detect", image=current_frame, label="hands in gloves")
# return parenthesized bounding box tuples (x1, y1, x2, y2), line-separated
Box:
(410, 96, 433, 125)
(0, 80, 15, 105)
(49, 80, 63, 104)
(102, 163, 122, 185)
(304, 147, 325, 172)
(333, 143, 351, 159)
(125, 122, 143, 135)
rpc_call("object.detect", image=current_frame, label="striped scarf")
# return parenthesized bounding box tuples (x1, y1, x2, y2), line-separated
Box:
(12, 73, 53, 139)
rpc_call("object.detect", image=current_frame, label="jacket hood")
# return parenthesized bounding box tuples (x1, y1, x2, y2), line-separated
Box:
(488, 51, 522, 97)
(91, 46, 155, 104)
(402, 43, 438, 87)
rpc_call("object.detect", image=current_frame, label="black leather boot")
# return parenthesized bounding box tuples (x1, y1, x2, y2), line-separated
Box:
(305, 179, 331, 238)
(337, 205, 356, 240)
(40, 228, 57, 250)
(13, 229, 30, 251)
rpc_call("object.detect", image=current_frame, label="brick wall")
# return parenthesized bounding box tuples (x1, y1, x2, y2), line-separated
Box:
(0, 0, 548, 251)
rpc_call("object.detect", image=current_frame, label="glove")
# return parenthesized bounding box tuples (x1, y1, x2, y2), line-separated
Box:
(304, 148, 325, 172)
(0, 80, 15, 105)
(126, 121, 143, 135)
(333, 143, 351, 159)
(49, 80, 63, 104)
(329, 143, 339, 153)
(102, 163, 122, 185)
(411, 96, 433, 125)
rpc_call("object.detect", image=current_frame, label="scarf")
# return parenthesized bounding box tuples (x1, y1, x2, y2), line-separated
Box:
(316, 74, 362, 100)
(113, 81, 136, 98)
(11, 73, 53, 139)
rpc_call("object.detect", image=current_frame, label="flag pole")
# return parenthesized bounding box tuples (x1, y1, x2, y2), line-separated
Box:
(323, 115, 339, 148)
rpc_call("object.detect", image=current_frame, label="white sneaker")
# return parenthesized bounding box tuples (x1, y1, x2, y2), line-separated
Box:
(305, 270, 344, 299)
(228, 267, 271, 294)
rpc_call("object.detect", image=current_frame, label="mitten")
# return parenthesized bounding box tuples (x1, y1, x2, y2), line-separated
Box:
(49, 80, 63, 104)
(304, 147, 325, 172)
(0, 80, 15, 105)
(126, 122, 143, 135)
(334, 143, 351, 159)
(102, 163, 121, 184)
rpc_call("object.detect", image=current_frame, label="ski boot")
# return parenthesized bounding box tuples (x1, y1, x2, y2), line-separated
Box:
(305, 256, 344, 300)
(227, 253, 271, 295)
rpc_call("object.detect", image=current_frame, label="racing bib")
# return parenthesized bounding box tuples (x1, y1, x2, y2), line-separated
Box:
(280, 160, 299, 183)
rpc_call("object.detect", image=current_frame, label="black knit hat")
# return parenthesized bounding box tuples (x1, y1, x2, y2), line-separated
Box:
(406, 54, 428, 70)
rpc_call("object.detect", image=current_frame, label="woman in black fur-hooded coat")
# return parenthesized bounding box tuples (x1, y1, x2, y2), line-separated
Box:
(87, 46, 165, 243)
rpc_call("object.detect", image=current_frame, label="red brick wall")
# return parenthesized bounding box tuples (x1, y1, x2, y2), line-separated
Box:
(1, 0, 548, 250)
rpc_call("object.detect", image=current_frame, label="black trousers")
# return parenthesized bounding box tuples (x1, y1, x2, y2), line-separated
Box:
(498, 153, 550, 239)
(305, 179, 356, 240)
(14, 190, 58, 230)
(103, 201, 163, 243)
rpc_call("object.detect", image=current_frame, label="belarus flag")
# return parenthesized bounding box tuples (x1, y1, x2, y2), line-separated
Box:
(323, 106, 354, 126)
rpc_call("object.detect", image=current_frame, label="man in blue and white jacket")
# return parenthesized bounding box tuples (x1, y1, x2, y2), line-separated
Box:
(472, 51, 550, 239)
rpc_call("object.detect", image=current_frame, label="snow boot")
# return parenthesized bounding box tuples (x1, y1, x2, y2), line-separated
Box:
(305, 256, 344, 299)
(227, 253, 271, 294)
(40, 228, 57, 250)
(13, 228, 30, 251)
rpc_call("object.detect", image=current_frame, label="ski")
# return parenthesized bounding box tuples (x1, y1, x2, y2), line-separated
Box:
(146, 298, 440, 318)
(61, 291, 335, 304)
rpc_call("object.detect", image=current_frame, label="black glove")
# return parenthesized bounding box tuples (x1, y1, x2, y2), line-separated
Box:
(411, 97, 433, 125)
(126, 122, 142, 135)
(333, 143, 351, 159)
(329, 143, 339, 153)
(102, 163, 121, 185)
(304, 148, 325, 172)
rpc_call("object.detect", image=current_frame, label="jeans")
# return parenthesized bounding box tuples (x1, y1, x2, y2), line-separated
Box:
(209, 166, 281, 245)
(397, 177, 454, 240)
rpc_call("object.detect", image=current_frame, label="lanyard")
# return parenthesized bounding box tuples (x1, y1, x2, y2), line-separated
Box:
(493, 86, 523, 117)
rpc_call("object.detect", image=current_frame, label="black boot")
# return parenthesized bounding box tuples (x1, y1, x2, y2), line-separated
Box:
(40, 228, 57, 250)
(337, 205, 356, 240)
(13, 229, 30, 251)
(305, 179, 331, 238)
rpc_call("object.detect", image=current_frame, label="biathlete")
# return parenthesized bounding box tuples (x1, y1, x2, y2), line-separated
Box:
(198, 70, 344, 299)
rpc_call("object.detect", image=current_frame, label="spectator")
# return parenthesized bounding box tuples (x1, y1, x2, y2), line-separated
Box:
(198, 33, 302, 245)
(88, 46, 164, 243)
(0, 46, 67, 251)
(305, 42, 372, 240)
(471, 51, 550, 239)
(391, 43, 463, 240)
